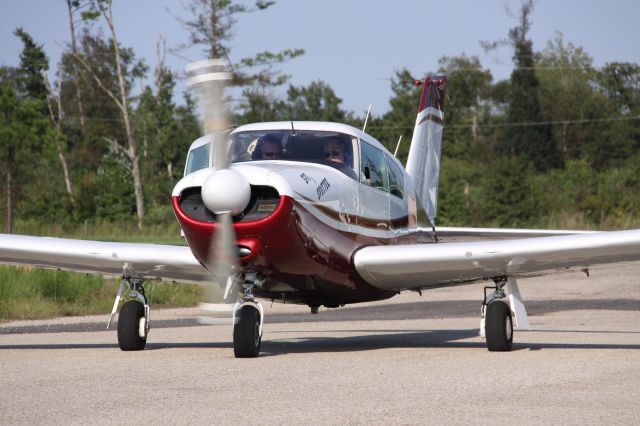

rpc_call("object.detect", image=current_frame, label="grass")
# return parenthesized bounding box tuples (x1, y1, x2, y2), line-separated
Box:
(536, 211, 640, 231)
(0, 265, 202, 321)
(10, 219, 187, 245)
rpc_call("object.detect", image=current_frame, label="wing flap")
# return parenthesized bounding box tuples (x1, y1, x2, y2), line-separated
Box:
(433, 226, 595, 240)
(0, 234, 205, 283)
(354, 230, 640, 291)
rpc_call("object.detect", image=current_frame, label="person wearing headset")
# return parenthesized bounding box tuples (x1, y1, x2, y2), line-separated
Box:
(252, 134, 283, 160)
(321, 136, 356, 179)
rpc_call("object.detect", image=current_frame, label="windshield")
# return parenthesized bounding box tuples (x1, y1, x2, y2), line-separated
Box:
(184, 143, 210, 176)
(229, 130, 358, 179)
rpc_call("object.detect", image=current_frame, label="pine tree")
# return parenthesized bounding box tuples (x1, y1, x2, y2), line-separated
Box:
(503, 1, 560, 171)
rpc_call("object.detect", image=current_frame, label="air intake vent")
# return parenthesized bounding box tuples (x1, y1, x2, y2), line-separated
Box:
(179, 185, 280, 223)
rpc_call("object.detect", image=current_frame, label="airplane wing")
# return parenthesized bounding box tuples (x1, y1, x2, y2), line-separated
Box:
(353, 229, 640, 291)
(0, 234, 205, 283)
(432, 226, 595, 240)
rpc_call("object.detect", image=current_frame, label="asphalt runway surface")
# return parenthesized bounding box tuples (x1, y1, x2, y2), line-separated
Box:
(2, 262, 640, 424)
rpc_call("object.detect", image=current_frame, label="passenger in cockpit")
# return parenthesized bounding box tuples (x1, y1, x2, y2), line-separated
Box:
(322, 137, 347, 165)
(322, 136, 357, 179)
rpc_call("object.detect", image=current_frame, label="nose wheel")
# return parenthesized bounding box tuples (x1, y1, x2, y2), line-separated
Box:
(232, 276, 264, 358)
(233, 304, 262, 358)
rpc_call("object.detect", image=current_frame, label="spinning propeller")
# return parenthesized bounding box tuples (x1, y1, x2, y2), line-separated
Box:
(186, 59, 248, 317)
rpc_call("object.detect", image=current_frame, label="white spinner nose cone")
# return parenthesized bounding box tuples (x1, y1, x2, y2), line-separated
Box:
(201, 169, 251, 215)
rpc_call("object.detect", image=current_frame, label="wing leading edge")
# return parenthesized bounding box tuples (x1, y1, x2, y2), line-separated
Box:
(353, 229, 640, 291)
(0, 234, 205, 283)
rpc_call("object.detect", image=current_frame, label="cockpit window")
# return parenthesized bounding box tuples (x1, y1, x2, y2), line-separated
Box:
(229, 130, 358, 180)
(360, 141, 389, 191)
(184, 143, 210, 176)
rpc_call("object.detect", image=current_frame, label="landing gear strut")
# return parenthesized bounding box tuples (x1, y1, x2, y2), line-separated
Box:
(107, 272, 150, 351)
(481, 278, 513, 352)
(232, 274, 264, 358)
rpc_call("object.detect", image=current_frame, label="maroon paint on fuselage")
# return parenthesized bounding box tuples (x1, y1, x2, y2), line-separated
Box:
(172, 194, 416, 306)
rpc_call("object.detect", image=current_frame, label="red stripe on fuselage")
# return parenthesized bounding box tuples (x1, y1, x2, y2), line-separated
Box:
(172, 194, 400, 306)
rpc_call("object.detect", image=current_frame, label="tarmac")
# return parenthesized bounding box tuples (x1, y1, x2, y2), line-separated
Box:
(1, 261, 639, 424)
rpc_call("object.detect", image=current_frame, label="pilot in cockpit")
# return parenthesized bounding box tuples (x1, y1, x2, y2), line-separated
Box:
(251, 134, 283, 160)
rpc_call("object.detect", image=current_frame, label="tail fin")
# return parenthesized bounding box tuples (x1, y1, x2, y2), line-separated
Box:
(405, 75, 447, 228)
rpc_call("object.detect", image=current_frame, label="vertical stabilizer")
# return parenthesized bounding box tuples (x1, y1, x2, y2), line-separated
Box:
(405, 76, 447, 228)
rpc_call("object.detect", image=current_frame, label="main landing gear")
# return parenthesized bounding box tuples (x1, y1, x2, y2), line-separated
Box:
(232, 275, 264, 358)
(107, 273, 149, 351)
(480, 277, 530, 352)
(107, 269, 266, 357)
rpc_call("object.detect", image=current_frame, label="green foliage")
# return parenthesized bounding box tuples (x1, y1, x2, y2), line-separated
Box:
(437, 55, 493, 160)
(280, 80, 352, 122)
(176, 0, 304, 97)
(368, 69, 423, 162)
(437, 157, 481, 225)
(476, 156, 539, 227)
(503, 3, 559, 171)
(13, 27, 49, 101)
(94, 150, 135, 221)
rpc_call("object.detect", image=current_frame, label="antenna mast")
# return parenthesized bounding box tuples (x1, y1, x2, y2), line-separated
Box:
(362, 104, 372, 132)
(393, 135, 403, 157)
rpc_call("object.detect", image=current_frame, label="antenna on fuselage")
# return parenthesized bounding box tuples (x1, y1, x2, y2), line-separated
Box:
(393, 135, 403, 158)
(290, 121, 296, 137)
(362, 104, 372, 133)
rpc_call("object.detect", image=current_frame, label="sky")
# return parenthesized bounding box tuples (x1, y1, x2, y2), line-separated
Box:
(2, 0, 639, 116)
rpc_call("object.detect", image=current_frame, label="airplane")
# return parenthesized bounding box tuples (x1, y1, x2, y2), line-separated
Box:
(1, 59, 639, 358)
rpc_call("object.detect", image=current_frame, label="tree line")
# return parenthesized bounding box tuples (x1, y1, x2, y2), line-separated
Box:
(1, 0, 639, 235)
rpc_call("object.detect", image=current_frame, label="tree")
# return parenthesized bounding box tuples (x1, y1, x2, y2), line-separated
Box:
(135, 68, 200, 214)
(174, 0, 304, 118)
(536, 34, 601, 162)
(279, 80, 351, 122)
(65, 0, 88, 134)
(368, 69, 423, 163)
(483, 0, 560, 171)
(436, 55, 493, 159)
(595, 62, 640, 167)
(13, 28, 49, 102)
(13, 28, 75, 208)
(0, 68, 47, 233)
(476, 155, 538, 227)
(72, 0, 148, 230)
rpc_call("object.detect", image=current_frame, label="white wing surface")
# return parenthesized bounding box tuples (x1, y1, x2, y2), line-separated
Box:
(0, 234, 204, 283)
(433, 226, 595, 239)
(354, 229, 640, 291)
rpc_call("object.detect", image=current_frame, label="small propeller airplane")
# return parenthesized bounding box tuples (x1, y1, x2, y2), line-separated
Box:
(1, 59, 639, 357)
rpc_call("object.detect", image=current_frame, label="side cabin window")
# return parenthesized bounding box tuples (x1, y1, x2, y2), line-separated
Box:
(228, 130, 358, 180)
(184, 143, 210, 176)
(386, 155, 404, 199)
(359, 141, 388, 192)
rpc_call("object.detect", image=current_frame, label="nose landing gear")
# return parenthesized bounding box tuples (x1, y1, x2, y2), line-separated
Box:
(232, 274, 264, 358)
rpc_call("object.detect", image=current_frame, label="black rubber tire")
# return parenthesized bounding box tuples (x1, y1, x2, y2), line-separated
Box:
(233, 305, 261, 358)
(485, 300, 513, 352)
(117, 300, 147, 351)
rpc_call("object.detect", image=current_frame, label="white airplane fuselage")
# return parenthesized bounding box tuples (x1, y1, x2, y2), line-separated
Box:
(172, 122, 425, 307)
